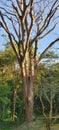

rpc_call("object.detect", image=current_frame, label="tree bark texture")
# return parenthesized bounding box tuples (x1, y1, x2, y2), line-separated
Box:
(21, 52, 34, 121)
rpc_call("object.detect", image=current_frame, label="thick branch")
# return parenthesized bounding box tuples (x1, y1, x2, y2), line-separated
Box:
(34, 39, 38, 58)
(38, 38, 59, 63)
(8, 34, 21, 65)
(12, 1, 21, 19)
(0, 11, 21, 65)
(24, 1, 35, 54)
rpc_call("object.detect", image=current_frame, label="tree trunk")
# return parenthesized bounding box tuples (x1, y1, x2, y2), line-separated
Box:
(21, 58, 34, 121)
(12, 87, 17, 121)
(23, 76, 34, 121)
(46, 118, 51, 130)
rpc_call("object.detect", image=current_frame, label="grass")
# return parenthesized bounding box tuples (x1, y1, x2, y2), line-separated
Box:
(0, 119, 59, 130)
(13, 119, 45, 130)
(51, 124, 59, 130)
(0, 120, 14, 130)
(14, 120, 59, 130)
(0, 119, 21, 130)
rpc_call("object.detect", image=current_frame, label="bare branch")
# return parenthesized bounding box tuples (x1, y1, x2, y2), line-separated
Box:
(24, 1, 35, 54)
(16, 0, 23, 13)
(8, 33, 21, 65)
(39, 22, 58, 39)
(0, 10, 21, 64)
(30, 0, 59, 45)
(39, 6, 59, 35)
(0, 0, 59, 66)
(0, 11, 10, 33)
(38, 38, 59, 63)
(0, 21, 6, 29)
(11, 18, 19, 38)
(12, 1, 21, 19)
(0, 6, 15, 16)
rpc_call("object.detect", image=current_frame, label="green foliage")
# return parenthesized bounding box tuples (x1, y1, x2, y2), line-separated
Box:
(34, 62, 59, 116)
(0, 46, 59, 123)
(16, 97, 24, 119)
(44, 51, 59, 59)
(0, 79, 11, 119)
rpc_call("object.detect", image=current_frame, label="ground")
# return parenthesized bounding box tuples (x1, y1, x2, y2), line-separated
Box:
(0, 119, 59, 130)
(14, 120, 59, 130)
(14, 120, 44, 130)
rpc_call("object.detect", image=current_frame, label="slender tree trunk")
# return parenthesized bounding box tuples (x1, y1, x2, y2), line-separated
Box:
(12, 87, 17, 121)
(46, 118, 51, 130)
(46, 92, 53, 130)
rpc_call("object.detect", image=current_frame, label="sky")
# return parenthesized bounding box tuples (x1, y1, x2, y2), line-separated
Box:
(0, 0, 59, 55)
(0, 24, 59, 54)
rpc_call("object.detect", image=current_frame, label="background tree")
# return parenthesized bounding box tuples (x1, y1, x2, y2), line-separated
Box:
(0, 46, 22, 120)
(34, 61, 59, 130)
(41, 50, 59, 66)
(39, 69, 59, 130)
(0, 0, 59, 121)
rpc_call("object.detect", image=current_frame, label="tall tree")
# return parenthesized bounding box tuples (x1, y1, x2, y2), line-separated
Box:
(0, 0, 59, 121)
